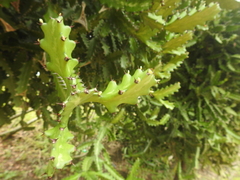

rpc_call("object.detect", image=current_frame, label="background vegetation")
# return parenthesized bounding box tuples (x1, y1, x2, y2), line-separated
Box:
(0, 0, 240, 179)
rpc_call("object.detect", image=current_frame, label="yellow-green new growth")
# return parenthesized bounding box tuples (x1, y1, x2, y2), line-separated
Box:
(39, 14, 180, 173)
(40, 15, 78, 78)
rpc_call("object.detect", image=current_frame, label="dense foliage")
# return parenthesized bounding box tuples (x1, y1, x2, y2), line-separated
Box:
(0, 0, 240, 179)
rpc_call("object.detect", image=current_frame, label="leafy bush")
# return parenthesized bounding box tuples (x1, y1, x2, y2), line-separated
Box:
(0, 0, 240, 179)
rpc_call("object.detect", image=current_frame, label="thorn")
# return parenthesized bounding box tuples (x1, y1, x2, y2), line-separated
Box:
(118, 90, 124, 95)
(56, 19, 62, 23)
(94, 88, 98, 92)
(56, 119, 61, 122)
(84, 89, 89, 94)
(59, 127, 65, 131)
(61, 36, 67, 41)
(134, 78, 141, 84)
(34, 39, 40, 45)
(59, 13, 62, 16)
(56, 102, 66, 108)
(71, 92, 75, 96)
(51, 139, 57, 144)
(147, 69, 153, 75)
(64, 56, 70, 61)
(38, 18, 44, 25)
(124, 70, 129, 74)
(69, 161, 75, 165)
(71, 84, 77, 89)
(67, 77, 75, 80)
(49, 157, 55, 161)
(149, 93, 154, 98)
(98, 91, 102, 97)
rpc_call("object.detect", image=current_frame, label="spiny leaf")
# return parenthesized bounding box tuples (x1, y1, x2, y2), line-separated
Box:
(99, 0, 152, 12)
(93, 172, 114, 180)
(94, 126, 107, 170)
(101, 40, 111, 55)
(81, 171, 98, 180)
(135, 25, 158, 43)
(206, 0, 240, 10)
(77, 140, 94, 152)
(102, 149, 113, 165)
(112, 11, 137, 36)
(16, 59, 33, 95)
(159, 113, 171, 125)
(86, 38, 97, 60)
(141, 13, 165, 30)
(146, 114, 170, 126)
(153, 82, 181, 100)
(62, 173, 81, 180)
(154, 54, 187, 78)
(163, 32, 193, 53)
(0, 56, 14, 76)
(41, 107, 54, 127)
(103, 163, 125, 180)
(82, 156, 95, 171)
(126, 158, 142, 180)
(149, 107, 160, 120)
(93, 19, 105, 37)
(111, 108, 125, 124)
(165, 3, 221, 33)
(145, 40, 162, 52)
(226, 93, 240, 101)
(46, 161, 55, 178)
(81, 33, 90, 48)
(152, 0, 181, 17)
(136, 107, 148, 122)
(159, 99, 175, 110)
(146, 119, 163, 126)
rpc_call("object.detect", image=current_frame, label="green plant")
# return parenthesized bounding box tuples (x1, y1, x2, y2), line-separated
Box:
(3, 0, 240, 179)
(174, 4, 240, 175)
(35, 1, 221, 179)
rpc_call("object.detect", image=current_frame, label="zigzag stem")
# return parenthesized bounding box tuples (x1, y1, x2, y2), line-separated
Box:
(39, 14, 180, 171)
(45, 104, 75, 169)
